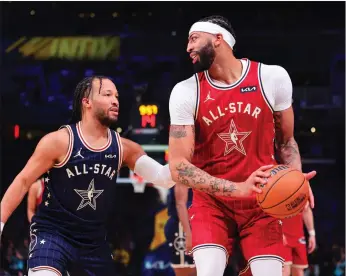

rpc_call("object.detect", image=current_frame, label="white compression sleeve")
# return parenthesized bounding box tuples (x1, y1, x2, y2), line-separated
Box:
(134, 155, 175, 189)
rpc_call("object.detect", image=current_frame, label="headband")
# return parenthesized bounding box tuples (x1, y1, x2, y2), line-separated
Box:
(189, 21, 236, 49)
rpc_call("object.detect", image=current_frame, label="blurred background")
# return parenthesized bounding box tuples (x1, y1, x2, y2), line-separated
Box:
(0, 1, 345, 276)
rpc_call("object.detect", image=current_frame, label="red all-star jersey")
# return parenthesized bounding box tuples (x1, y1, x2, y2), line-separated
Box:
(191, 59, 277, 202)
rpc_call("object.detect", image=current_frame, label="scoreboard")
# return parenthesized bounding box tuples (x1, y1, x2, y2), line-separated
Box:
(138, 104, 159, 128)
(130, 103, 162, 137)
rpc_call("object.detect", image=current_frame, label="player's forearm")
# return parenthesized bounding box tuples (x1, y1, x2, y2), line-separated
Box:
(302, 207, 315, 232)
(1, 177, 30, 224)
(27, 210, 35, 223)
(170, 159, 237, 197)
(276, 137, 302, 171)
(176, 203, 192, 236)
(134, 155, 175, 188)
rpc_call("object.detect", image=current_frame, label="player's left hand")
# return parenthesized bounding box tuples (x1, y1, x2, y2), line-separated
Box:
(303, 171, 316, 209)
(308, 235, 316, 254)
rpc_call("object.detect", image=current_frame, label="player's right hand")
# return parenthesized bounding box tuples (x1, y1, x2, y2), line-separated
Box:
(236, 165, 274, 197)
(303, 171, 317, 209)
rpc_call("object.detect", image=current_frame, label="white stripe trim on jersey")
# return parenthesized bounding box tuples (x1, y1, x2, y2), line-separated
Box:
(205, 59, 250, 90)
(194, 73, 201, 121)
(76, 121, 112, 152)
(191, 243, 229, 264)
(238, 264, 251, 276)
(258, 63, 274, 113)
(31, 266, 62, 276)
(248, 254, 285, 265)
(54, 125, 73, 168)
(171, 264, 196, 268)
(239, 255, 285, 275)
(292, 264, 309, 269)
(114, 132, 123, 172)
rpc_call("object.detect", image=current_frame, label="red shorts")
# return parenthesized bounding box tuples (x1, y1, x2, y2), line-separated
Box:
(189, 194, 285, 273)
(282, 236, 308, 268)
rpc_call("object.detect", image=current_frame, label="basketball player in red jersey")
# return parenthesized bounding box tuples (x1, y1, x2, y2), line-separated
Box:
(168, 15, 316, 276)
(282, 205, 316, 276)
(27, 178, 45, 223)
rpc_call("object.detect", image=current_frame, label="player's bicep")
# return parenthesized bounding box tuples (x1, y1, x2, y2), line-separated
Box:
(17, 131, 68, 189)
(168, 78, 196, 178)
(273, 107, 294, 145)
(169, 125, 195, 164)
(121, 138, 146, 171)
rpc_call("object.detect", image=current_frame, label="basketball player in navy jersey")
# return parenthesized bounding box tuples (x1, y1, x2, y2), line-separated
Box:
(168, 16, 317, 276)
(165, 184, 196, 276)
(0, 76, 179, 276)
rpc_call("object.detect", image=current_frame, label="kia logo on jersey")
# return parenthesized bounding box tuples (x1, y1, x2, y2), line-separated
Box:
(240, 86, 257, 93)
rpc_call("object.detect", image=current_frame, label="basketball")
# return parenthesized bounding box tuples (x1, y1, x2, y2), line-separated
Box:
(256, 165, 310, 219)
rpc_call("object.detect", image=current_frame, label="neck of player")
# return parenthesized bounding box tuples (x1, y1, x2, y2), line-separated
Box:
(80, 116, 108, 141)
(208, 52, 242, 85)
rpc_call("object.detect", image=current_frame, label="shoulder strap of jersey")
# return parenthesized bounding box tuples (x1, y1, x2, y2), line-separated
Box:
(113, 131, 124, 173)
(194, 73, 202, 121)
(53, 125, 74, 168)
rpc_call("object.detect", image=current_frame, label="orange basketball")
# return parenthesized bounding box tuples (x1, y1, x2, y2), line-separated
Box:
(256, 165, 310, 219)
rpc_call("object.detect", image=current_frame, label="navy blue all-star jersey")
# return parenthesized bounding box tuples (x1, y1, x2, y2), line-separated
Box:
(29, 122, 122, 275)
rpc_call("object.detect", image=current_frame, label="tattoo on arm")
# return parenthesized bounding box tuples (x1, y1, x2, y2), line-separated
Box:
(169, 126, 187, 138)
(190, 126, 195, 160)
(274, 112, 302, 170)
(170, 125, 195, 161)
(170, 124, 236, 196)
(175, 162, 237, 196)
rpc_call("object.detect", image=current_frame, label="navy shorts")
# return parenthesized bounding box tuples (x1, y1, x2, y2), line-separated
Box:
(164, 218, 195, 268)
(28, 224, 116, 276)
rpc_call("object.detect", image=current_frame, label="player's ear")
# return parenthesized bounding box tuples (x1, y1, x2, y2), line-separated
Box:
(214, 34, 223, 47)
(82, 97, 91, 108)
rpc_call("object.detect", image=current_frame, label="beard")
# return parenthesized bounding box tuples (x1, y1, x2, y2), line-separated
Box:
(193, 41, 216, 73)
(95, 108, 118, 128)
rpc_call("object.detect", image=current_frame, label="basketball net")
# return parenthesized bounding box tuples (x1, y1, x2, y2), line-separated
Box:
(130, 171, 146, 193)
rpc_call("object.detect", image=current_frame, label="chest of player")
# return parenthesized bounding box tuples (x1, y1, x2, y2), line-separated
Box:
(63, 151, 119, 183)
(46, 152, 118, 214)
(196, 84, 272, 131)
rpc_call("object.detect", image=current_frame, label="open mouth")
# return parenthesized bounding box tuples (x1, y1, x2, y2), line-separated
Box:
(190, 53, 198, 64)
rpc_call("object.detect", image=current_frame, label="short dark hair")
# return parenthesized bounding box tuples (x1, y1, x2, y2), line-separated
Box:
(71, 75, 111, 123)
(197, 15, 236, 41)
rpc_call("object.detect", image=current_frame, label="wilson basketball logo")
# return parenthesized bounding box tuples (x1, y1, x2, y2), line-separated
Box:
(269, 165, 290, 176)
(285, 193, 307, 211)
